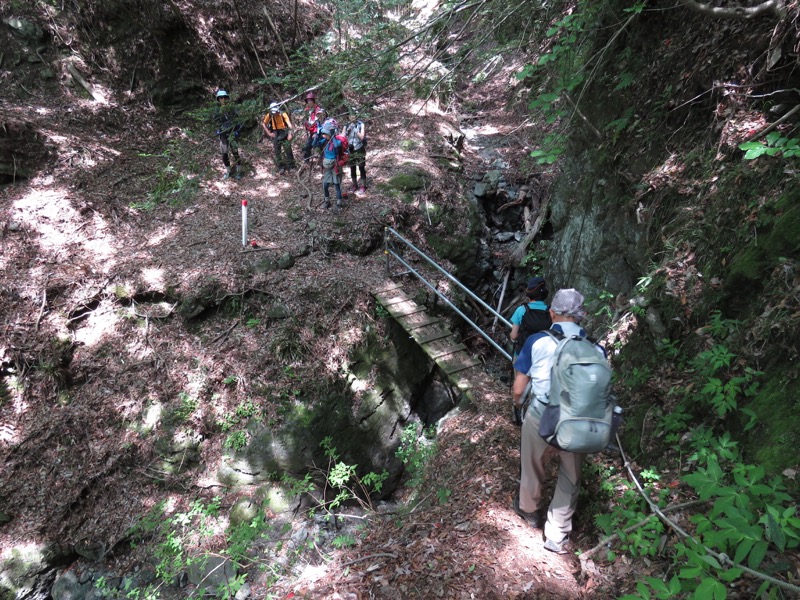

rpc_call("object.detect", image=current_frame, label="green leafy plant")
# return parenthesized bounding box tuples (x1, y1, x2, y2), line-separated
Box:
(739, 131, 800, 160)
(223, 430, 248, 450)
(331, 534, 357, 549)
(395, 424, 437, 488)
(306, 437, 390, 514)
(164, 392, 198, 425)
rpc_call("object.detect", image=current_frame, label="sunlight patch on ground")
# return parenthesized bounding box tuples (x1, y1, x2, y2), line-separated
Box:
(141, 267, 166, 289)
(72, 300, 122, 348)
(144, 225, 178, 247)
(408, 99, 446, 117)
(11, 188, 114, 264)
(0, 376, 25, 445)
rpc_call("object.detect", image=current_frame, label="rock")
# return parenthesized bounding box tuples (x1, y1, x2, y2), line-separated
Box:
(277, 253, 295, 269)
(473, 182, 492, 198)
(494, 232, 515, 243)
(482, 170, 502, 189)
(4, 17, 45, 42)
(417, 379, 457, 424)
(74, 540, 105, 562)
(253, 256, 279, 273)
(234, 582, 252, 600)
(385, 171, 427, 192)
(187, 555, 236, 594)
(229, 497, 259, 528)
(52, 570, 89, 600)
(266, 304, 291, 319)
(290, 525, 310, 545)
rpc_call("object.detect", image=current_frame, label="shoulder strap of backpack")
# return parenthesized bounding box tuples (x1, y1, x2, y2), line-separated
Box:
(543, 328, 564, 341)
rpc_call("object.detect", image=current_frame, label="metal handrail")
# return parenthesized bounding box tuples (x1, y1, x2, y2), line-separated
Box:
(383, 227, 513, 362)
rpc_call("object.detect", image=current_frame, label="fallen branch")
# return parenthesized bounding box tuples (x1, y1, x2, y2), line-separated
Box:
(563, 93, 602, 140)
(747, 103, 800, 142)
(492, 270, 510, 330)
(67, 61, 106, 102)
(616, 434, 800, 596)
(34, 288, 47, 333)
(211, 319, 239, 345)
(509, 195, 550, 266)
(684, 0, 786, 19)
(497, 198, 524, 212)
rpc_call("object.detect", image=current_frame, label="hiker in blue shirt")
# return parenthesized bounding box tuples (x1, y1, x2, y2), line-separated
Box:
(511, 289, 603, 555)
(510, 276, 551, 356)
(313, 124, 345, 210)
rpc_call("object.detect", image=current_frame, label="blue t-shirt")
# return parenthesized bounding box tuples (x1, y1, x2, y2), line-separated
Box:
(313, 136, 343, 160)
(510, 300, 549, 326)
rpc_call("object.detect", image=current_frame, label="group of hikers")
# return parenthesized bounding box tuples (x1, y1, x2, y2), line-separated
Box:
(507, 278, 619, 555)
(213, 86, 616, 557)
(212, 89, 368, 211)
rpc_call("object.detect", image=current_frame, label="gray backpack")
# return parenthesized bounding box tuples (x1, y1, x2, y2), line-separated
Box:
(537, 330, 616, 453)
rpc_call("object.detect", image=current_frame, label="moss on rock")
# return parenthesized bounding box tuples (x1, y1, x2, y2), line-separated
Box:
(384, 170, 428, 192)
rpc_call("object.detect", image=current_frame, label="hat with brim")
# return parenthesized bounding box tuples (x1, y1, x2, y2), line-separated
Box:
(551, 288, 587, 322)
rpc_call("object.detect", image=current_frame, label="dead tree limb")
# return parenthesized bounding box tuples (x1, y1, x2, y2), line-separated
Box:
(67, 61, 106, 102)
(509, 195, 550, 266)
(684, 0, 786, 19)
(748, 103, 800, 142)
(263, 6, 290, 66)
(563, 93, 602, 140)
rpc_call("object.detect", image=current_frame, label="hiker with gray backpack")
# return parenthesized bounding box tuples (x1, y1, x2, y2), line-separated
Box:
(511, 288, 621, 554)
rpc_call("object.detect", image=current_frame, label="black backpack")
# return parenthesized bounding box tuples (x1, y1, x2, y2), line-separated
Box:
(514, 304, 552, 354)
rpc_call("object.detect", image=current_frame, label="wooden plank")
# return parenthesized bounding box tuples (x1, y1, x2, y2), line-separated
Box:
(376, 291, 413, 306)
(424, 340, 467, 360)
(385, 302, 426, 317)
(372, 281, 404, 294)
(440, 357, 482, 375)
(413, 329, 452, 345)
(398, 312, 440, 330)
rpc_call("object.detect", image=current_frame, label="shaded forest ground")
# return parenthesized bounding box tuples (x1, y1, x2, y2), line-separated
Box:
(2, 0, 800, 599)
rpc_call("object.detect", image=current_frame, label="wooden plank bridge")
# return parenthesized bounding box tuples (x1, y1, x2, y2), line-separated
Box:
(372, 281, 505, 400)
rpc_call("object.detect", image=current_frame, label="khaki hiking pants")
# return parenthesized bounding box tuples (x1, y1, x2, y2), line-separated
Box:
(519, 400, 585, 545)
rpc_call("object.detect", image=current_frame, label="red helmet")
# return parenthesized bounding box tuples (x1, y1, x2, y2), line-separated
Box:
(305, 92, 317, 101)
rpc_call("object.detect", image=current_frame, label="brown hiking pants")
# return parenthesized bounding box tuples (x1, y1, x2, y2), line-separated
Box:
(519, 400, 585, 544)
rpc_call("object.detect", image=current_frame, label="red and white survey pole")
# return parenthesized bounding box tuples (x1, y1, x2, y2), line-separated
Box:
(241, 198, 248, 247)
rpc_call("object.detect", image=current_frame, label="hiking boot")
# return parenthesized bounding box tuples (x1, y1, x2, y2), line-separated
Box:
(358, 185, 366, 195)
(512, 496, 543, 529)
(513, 405, 522, 426)
(322, 199, 331, 209)
(223, 170, 230, 180)
(543, 538, 570, 555)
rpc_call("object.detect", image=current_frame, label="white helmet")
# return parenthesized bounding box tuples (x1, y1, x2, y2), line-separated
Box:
(269, 102, 279, 114)
(216, 90, 229, 99)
